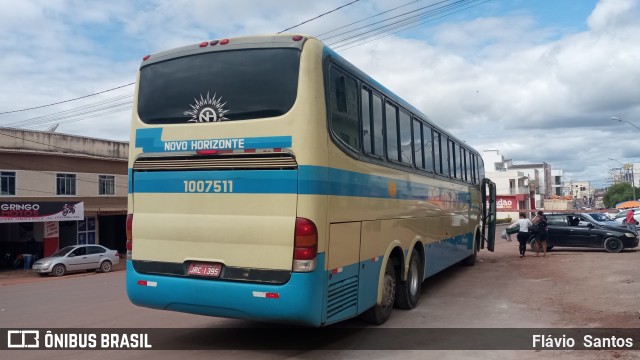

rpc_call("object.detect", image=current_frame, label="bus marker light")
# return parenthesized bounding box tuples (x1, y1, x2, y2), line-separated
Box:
(196, 149, 219, 155)
(210, 40, 219, 46)
(252, 291, 279, 299)
(137, 280, 157, 287)
(142, 55, 151, 61)
(292, 35, 303, 41)
(371, 257, 379, 262)
(220, 39, 229, 45)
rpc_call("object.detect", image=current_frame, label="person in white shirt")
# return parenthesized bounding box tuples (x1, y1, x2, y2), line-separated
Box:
(509, 212, 533, 258)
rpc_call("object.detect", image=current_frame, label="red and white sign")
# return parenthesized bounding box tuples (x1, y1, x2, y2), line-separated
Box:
(496, 196, 517, 210)
(0, 201, 84, 223)
(43, 221, 60, 258)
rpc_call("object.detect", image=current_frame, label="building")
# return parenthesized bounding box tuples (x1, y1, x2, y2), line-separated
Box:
(570, 181, 593, 208)
(609, 162, 639, 190)
(550, 169, 565, 197)
(482, 150, 537, 220)
(509, 162, 552, 206)
(0, 128, 128, 263)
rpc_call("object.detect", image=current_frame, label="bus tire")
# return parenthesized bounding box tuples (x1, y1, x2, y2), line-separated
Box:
(462, 238, 478, 266)
(395, 248, 423, 309)
(361, 258, 397, 325)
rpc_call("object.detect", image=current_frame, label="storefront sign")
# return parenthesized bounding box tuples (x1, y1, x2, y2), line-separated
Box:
(496, 196, 517, 210)
(0, 202, 84, 223)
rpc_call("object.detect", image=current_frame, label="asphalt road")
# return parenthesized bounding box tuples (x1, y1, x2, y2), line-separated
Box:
(2, 225, 639, 359)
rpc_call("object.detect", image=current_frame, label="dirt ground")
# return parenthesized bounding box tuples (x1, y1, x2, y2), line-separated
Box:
(487, 224, 639, 329)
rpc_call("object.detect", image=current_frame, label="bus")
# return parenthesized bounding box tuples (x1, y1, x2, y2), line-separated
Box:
(126, 34, 496, 327)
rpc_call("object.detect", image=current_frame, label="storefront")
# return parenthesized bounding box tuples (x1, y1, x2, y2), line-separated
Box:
(0, 201, 126, 268)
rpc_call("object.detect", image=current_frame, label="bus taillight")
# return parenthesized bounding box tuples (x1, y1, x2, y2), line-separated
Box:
(293, 217, 317, 272)
(126, 214, 133, 259)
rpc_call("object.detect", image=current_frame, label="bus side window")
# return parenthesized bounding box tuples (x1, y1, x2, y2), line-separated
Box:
(433, 131, 442, 175)
(361, 88, 372, 154)
(441, 134, 450, 177)
(465, 149, 471, 183)
(412, 119, 424, 169)
(371, 94, 384, 157)
(399, 110, 412, 165)
(385, 102, 399, 162)
(449, 140, 457, 179)
(423, 125, 434, 172)
(330, 68, 359, 151)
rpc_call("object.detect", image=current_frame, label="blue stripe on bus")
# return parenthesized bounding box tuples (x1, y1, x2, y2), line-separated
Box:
(133, 169, 297, 194)
(298, 165, 471, 202)
(425, 232, 474, 277)
(134, 128, 292, 153)
(127, 254, 327, 327)
(130, 165, 472, 203)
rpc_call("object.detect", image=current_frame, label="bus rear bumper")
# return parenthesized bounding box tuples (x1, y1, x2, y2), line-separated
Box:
(126, 256, 326, 327)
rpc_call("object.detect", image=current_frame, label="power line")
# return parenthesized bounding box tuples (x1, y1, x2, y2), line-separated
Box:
(335, 1, 491, 52)
(2, 94, 132, 129)
(319, 0, 449, 42)
(277, 0, 361, 33)
(0, 82, 134, 115)
(326, 0, 488, 51)
(315, 0, 426, 38)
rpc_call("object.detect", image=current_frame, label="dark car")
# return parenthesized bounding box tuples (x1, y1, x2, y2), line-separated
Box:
(529, 213, 639, 253)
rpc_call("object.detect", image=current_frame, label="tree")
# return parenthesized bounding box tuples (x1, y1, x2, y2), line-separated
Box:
(603, 182, 635, 208)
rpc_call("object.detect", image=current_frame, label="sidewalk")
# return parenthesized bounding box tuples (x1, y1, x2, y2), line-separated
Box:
(0, 259, 126, 286)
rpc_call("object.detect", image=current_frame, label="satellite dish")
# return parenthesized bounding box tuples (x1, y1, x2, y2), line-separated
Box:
(46, 123, 59, 133)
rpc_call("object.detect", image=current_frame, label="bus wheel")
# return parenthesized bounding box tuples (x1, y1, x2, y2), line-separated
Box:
(361, 259, 397, 325)
(462, 238, 478, 266)
(395, 248, 423, 309)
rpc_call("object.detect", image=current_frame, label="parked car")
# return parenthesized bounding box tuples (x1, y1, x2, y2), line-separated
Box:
(529, 213, 639, 253)
(32, 244, 119, 276)
(612, 209, 640, 225)
(583, 212, 626, 227)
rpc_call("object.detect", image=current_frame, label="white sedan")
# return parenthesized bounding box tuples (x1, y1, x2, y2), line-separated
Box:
(32, 244, 119, 276)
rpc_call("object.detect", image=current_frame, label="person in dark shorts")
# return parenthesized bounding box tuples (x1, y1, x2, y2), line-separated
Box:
(532, 210, 548, 257)
(509, 212, 533, 258)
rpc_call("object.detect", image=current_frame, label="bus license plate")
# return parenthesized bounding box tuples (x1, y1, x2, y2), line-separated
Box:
(188, 263, 222, 277)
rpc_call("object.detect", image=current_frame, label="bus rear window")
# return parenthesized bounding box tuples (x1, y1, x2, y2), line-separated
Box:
(137, 48, 300, 124)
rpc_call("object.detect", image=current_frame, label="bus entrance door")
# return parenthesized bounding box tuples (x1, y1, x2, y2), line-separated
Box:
(481, 178, 496, 252)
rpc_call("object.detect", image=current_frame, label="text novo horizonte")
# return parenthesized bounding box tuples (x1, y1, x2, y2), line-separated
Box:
(164, 138, 245, 151)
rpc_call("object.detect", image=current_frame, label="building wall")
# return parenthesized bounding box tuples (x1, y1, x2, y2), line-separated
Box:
(0, 128, 127, 158)
(0, 129, 128, 258)
(6, 170, 127, 198)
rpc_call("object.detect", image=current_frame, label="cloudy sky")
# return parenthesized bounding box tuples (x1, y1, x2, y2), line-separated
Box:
(0, 0, 639, 187)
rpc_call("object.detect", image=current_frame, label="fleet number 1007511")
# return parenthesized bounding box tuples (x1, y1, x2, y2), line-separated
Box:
(183, 180, 234, 193)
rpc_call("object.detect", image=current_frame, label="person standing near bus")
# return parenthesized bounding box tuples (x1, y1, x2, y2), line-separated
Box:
(624, 209, 638, 233)
(532, 210, 548, 257)
(509, 212, 533, 258)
